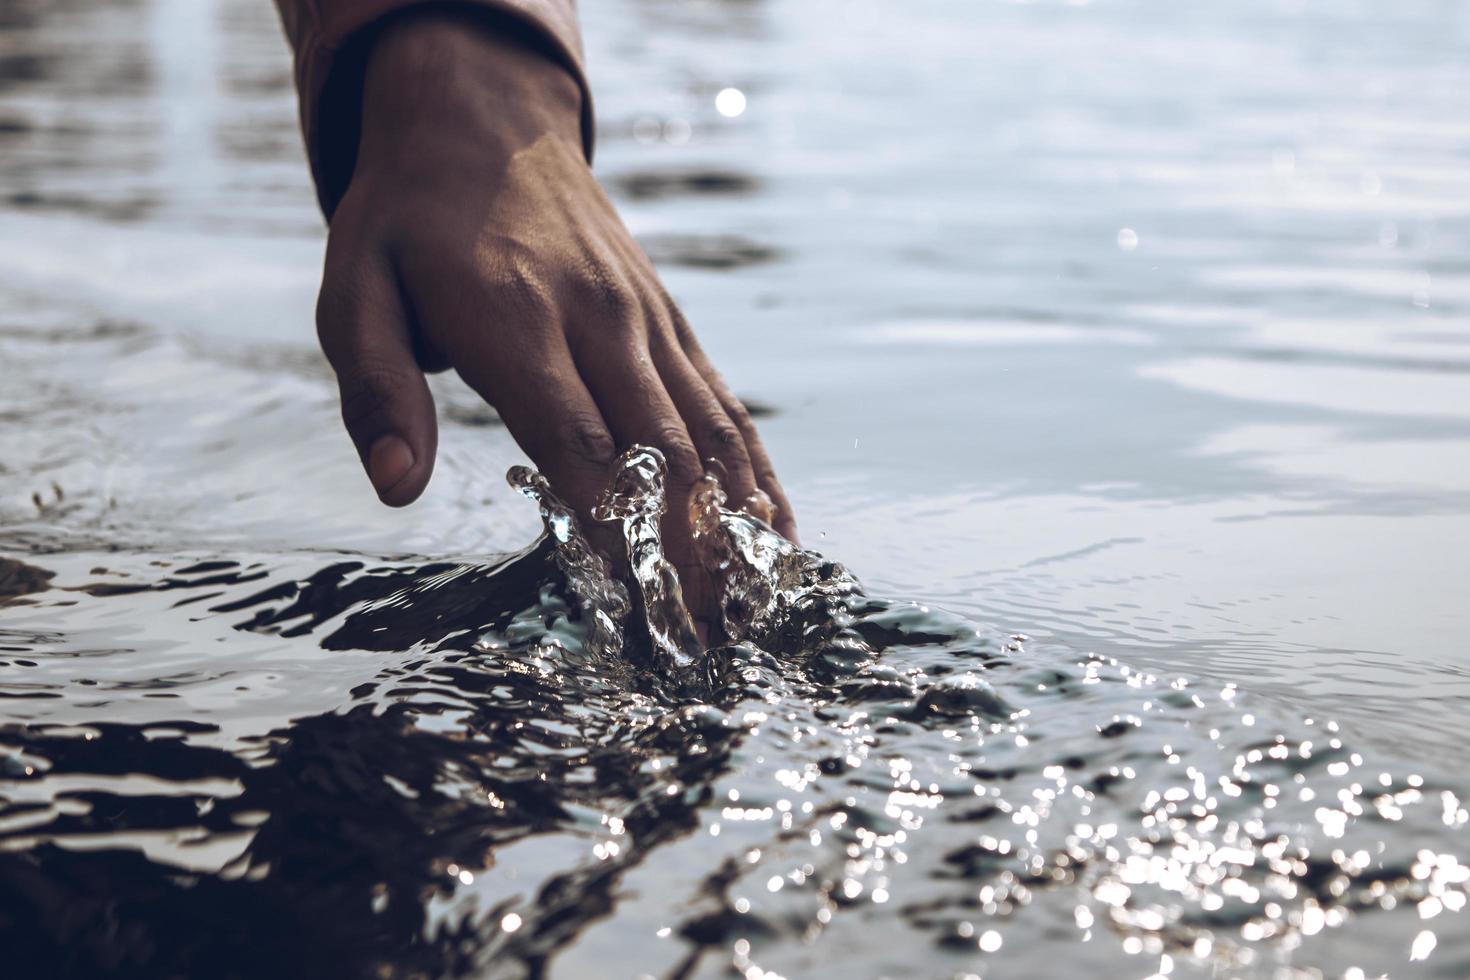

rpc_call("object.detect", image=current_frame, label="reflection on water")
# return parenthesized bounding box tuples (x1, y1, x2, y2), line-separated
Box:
(3, 0, 1469, 976)
(3, 459, 1467, 977)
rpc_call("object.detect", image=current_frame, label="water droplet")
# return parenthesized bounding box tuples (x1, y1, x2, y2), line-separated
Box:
(1413, 271, 1432, 309)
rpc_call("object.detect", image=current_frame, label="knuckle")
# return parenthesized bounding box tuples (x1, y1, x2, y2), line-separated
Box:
(486, 241, 555, 317)
(707, 419, 745, 452)
(578, 262, 640, 324)
(499, 271, 553, 318)
(653, 426, 701, 483)
(559, 414, 616, 468)
(340, 367, 408, 427)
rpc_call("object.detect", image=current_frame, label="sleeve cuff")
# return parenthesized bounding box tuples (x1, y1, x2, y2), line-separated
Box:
(279, 0, 594, 218)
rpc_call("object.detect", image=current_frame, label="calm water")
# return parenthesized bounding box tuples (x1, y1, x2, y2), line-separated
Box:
(2, 0, 1469, 976)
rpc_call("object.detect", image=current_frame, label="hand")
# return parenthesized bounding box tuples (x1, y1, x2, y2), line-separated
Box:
(314, 10, 796, 610)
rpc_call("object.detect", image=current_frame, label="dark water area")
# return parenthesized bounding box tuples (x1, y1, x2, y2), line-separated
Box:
(5, 477, 1468, 979)
(3, 0, 1470, 977)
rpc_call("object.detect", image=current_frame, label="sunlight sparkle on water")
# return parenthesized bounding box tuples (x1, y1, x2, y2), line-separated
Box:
(716, 87, 747, 118)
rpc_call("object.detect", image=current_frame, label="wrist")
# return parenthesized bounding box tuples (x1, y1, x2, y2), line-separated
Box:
(355, 9, 584, 180)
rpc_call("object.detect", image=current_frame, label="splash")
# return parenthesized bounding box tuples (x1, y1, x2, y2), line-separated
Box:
(686, 461, 861, 646)
(515, 444, 866, 675)
(507, 464, 630, 658)
(589, 446, 704, 675)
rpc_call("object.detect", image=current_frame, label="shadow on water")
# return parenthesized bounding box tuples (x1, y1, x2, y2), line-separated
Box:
(3, 468, 1468, 977)
(1, 544, 704, 977)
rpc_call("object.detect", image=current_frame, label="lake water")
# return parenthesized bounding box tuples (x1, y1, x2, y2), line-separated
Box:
(2, 0, 1468, 977)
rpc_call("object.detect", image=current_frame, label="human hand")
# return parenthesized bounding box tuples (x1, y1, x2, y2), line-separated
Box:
(313, 10, 796, 611)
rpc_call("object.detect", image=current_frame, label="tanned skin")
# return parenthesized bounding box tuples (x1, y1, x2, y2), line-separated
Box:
(314, 10, 796, 613)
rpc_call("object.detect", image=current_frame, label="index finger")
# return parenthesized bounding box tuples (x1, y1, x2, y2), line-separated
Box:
(451, 329, 617, 520)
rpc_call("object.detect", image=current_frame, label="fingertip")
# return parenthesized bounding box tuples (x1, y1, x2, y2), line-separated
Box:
(367, 433, 423, 506)
(739, 489, 776, 526)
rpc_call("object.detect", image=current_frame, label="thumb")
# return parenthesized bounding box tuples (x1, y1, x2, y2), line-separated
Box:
(316, 257, 437, 507)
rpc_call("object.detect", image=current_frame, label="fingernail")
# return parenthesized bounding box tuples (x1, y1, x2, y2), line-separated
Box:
(740, 490, 775, 525)
(368, 434, 415, 498)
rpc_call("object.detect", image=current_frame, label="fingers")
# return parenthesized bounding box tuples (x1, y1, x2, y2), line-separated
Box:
(649, 326, 759, 507)
(667, 309, 799, 542)
(574, 326, 705, 506)
(575, 238, 757, 511)
(456, 338, 617, 520)
(571, 317, 727, 618)
(395, 245, 621, 519)
(316, 253, 438, 507)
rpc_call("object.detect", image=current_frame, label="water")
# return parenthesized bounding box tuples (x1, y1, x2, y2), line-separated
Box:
(3, 0, 1469, 976)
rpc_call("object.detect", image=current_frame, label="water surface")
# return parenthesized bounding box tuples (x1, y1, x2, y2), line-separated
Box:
(2, 0, 1469, 976)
